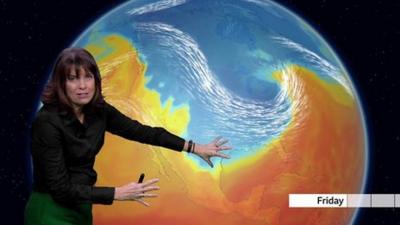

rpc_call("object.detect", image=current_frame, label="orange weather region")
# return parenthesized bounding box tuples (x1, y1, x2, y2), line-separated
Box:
(84, 34, 365, 225)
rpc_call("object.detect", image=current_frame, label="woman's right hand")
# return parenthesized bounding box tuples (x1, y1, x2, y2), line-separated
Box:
(114, 178, 160, 206)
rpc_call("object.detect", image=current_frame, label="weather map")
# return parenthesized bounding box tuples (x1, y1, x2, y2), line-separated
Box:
(67, 0, 366, 224)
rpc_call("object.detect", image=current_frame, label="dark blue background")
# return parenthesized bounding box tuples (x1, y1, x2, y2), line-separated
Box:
(1, 0, 399, 224)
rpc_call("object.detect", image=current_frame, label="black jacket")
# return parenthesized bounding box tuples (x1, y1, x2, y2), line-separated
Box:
(30, 101, 184, 205)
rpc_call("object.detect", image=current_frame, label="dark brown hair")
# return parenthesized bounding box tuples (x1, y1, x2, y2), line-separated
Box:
(41, 47, 104, 113)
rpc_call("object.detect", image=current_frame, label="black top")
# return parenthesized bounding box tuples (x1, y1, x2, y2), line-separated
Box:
(30, 101, 185, 205)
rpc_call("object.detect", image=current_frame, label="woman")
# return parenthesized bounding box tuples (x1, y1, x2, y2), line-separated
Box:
(25, 47, 231, 225)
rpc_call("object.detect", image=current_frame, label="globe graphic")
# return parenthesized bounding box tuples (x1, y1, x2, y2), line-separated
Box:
(69, 0, 367, 224)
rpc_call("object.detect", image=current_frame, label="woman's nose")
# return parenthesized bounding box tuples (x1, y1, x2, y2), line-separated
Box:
(78, 78, 86, 88)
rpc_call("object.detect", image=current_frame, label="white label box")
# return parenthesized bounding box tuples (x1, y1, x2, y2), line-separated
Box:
(289, 194, 400, 208)
(289, 194, 347, 208)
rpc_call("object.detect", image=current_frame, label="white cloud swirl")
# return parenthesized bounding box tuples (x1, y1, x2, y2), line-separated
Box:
(133, 22, 308, 147)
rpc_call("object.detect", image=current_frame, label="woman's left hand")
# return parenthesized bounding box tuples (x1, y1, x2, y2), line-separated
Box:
(193, 136, 232, 168)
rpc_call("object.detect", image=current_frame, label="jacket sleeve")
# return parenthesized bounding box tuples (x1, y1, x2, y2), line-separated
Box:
(31, 116, 115, 205)
(104, 102, 185, 151)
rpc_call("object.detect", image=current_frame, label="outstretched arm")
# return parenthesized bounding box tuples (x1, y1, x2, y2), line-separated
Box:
(104, 102, 185, 151)
(105, 102, 232, 167)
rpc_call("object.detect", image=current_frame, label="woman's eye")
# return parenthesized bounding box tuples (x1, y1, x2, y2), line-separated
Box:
(67, 76, 76, 80)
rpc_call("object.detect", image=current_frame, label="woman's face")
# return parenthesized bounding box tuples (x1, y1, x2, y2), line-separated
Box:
(65, 66, 95, 110)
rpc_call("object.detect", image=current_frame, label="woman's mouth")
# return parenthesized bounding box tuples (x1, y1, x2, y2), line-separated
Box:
(77, 93, 89, 98)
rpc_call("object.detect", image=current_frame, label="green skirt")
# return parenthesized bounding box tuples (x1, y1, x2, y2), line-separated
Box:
(24, 192, 92, 225)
